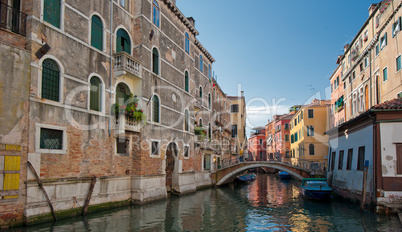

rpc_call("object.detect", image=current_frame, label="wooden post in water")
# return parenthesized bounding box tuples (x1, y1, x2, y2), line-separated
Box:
(82, 176, 97, 215)
(27, 161, 57, 221)
(360, 161, 369, 211)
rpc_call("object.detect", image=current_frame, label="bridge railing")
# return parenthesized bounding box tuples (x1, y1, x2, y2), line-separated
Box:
(217, 158, 327, 175)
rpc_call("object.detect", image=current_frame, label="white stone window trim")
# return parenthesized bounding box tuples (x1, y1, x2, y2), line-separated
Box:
(37, 55, 65, 104)
(114, 25, 134, 54)
(87, 73, 106, 114)
(150, 139, 161, 158)
(35, 123, 67, 154)
(115, 136, 131, 156)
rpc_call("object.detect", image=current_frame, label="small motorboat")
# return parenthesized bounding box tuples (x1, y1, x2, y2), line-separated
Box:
(234, 174, 256, 184)
(278, 171, 291, 179)
(300, 178, 332, 200)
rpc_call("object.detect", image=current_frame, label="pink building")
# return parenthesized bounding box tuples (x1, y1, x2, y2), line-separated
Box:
(330, 56, 345, 129)
(248, 127, 266, 161)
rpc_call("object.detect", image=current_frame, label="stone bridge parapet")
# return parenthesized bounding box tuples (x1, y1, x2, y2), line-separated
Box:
(211, 161, 313, 186)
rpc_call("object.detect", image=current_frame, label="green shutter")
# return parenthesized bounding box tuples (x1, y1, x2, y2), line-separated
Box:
(90, 77, 101, 111)
(153, 95, 159, 122)
(44, 0, 61, 28)
(185, 72, 189, 92)
(152, 48, 159, 74)
(91, 16, 103, 50)
(42, 59, 60, 102)
(116, 36, 122, 53)
(116, 29, 131, 54)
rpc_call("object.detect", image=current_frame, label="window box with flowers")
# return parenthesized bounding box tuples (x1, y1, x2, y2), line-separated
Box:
(194, 126, 207, 140)
(112, 95, 146, 132)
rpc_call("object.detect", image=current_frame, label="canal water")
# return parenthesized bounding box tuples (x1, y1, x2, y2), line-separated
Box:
(5, 173, 401, 232)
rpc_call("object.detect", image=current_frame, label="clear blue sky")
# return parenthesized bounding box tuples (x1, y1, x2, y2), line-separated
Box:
(176, 0, 375, 135)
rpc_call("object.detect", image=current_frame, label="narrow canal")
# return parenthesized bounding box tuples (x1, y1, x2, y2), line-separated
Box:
(6, 173, 401, 232)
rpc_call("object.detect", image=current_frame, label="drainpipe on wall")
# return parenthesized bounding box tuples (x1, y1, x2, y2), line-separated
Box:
(108, 0, 113, 136)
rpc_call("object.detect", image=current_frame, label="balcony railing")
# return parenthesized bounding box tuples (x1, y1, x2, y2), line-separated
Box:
(0, 2, 27, 36)
(114, 52, 141, 78)
(114, 114, 141, 133)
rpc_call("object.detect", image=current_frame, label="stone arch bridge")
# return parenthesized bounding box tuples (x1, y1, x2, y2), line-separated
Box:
(211, 161, 314, 186)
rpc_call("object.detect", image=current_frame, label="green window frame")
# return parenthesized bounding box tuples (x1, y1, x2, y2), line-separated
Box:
(152, 48, 159, 75)
(116, 29, 131, 54)
(90, 76, 102, 111)
(152, 95, 160, 123)
(41, 59, 60, 102)
(208, 93, 211, 109)
(115, 82, 130, 104)
(397, 56, 401, 72)
(184, 71, 189, 92)
(91, 15, 103, 51)
(383, 67, 388, 82)
(199, 86, 202, 98)
(44, 0, 61, 28)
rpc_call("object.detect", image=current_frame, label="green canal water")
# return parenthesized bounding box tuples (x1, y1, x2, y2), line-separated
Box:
(5, 174, 401, 231)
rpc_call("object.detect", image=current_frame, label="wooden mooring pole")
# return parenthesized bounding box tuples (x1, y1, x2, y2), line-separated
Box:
(360, 164, 368, 211)
(82, 176, 97, 215)
(27, 161, 57, 221)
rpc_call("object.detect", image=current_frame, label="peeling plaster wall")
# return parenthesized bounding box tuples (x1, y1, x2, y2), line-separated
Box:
(380, 123, 402, 177)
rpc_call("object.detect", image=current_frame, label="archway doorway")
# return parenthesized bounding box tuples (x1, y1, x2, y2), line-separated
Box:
(165, 142, 178, 193)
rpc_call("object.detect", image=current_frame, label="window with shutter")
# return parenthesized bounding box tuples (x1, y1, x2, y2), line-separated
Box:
(152, 48, 159, 75)
(152, 95, 160, 123)
(90, 76, 102, 111)
(185, 71, 189, 92)
(185, 33, 190, 53)
(357, 146, 365, 171)
(199, 55, 203, 72)
(91, 15, 103, 50)
(41, 59, 60, 102)
(44, 0, 61, 28)
(116, 29, 131, 54)
(152, 0, 160, 27)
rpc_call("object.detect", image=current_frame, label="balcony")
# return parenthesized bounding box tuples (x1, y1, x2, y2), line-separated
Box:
(114, 114, 141, 133)
(194, 97, 203, 110)
(114, 52, 141, 79)
(0, 2, 27, 36)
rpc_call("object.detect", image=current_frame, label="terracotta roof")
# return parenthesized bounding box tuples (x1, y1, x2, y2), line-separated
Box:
(371, 98, 402, 110)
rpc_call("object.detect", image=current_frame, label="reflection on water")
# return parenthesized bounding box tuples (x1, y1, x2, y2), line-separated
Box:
(6, 174, 400, 232)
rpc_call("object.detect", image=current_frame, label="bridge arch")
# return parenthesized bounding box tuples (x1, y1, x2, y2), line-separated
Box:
(215, 163, 304, 186)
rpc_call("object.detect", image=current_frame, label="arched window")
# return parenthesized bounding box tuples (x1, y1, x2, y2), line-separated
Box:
(184, 71, 189, 92)
(208, 93, 211, 110)
(90, 76, 102, 111)
(199, 86, 202, 98)
(44, 0, 61, 28)
(91, 15, 103, 50)
(309, 144, 315, 155)
(185, 32, 190, 53)
(199, 55, 203, 72)
(115, 82, 130, 104)
(41, 59, 60, 102)
(116, 28, 131, 54)
(208, 123, 211, 140)
(152, 47, 159, 75)
(152, 0, 160, 27)
(199, 118, 202, 127)
(184, 109, 189, 132)
(208, 64, 211, 80)
(152, 95, 160, 123)
(286, 149, 290, 158)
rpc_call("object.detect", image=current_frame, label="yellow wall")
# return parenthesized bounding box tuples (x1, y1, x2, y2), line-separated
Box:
(290, 104, 329, 166)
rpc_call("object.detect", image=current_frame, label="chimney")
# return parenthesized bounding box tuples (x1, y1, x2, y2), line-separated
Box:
(368, 3, 378, 16)
(187, 17, 195, 27)
(241, 91, 244, 97)
(344, 44, 349, 53)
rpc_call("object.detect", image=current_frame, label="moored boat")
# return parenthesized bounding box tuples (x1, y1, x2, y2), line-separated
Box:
(234, 174, 256, 184)
(300, 178, 332, 200)
(278, 171, 291, 179)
